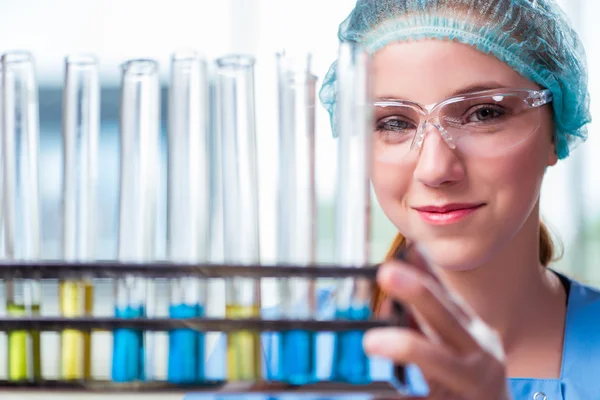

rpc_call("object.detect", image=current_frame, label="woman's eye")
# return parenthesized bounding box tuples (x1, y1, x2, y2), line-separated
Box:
(374, 117, 416, 144)
(375, 117, 416, 132)
(465, 106, 505, 123)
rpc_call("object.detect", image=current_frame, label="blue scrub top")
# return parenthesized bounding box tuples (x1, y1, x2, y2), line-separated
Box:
(185, 276, 600, 400)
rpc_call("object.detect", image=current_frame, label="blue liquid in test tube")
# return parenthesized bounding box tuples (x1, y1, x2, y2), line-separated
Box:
(280, 330, 316, 384)
(112, 304, 145, 382)
(333, 304, 371, 383)
(168, 304, 205, 382)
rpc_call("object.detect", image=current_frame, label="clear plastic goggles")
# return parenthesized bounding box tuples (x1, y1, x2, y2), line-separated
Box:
(373, 88, 553, 162)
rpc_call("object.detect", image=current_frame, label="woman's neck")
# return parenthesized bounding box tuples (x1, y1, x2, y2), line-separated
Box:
(433, 207, 567, 376)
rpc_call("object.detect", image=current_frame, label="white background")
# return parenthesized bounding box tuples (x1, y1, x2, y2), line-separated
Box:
(0, 0, 599, 398)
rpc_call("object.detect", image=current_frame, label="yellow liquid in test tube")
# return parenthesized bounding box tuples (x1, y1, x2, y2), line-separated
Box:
(226, 304, 261, 381)
(7, 303, 41, 381)
(59, 280, 94, 380)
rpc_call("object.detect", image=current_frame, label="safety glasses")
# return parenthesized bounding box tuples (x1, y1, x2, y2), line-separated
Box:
(373, 88, 553, 162)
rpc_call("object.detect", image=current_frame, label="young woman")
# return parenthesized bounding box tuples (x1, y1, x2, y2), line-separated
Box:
(319, 0, 595, 399)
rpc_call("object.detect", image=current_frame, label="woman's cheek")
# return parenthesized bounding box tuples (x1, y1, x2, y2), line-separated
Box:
(371, 161, 411, 224)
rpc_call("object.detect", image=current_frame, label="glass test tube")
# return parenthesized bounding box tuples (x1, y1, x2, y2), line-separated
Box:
(113, 59, 161, 382)
(216, 55, 262, 382)
(1, 51, 42, 382)
(0, 62, 3, 260)
(331, 43, 373, 384)
(275, 51, 317, 384)
(60, 54, 99, 381)
(167, 51, 210, 383)
(205, 70, 225, 382)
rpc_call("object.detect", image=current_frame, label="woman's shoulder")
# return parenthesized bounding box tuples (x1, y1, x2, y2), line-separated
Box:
(555, 275, 600, 397)
(563, 275, 600, 343)
(560, 273, 600, 338)
(566, 275, 600, 316)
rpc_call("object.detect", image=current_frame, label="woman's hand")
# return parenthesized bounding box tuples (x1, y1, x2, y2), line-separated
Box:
(364, 246, 511, 400)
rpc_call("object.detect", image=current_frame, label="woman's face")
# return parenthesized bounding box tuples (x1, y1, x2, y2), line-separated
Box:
(371, 39, 557, 271)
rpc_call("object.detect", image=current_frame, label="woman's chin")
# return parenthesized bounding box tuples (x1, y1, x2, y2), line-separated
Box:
(415, 236, 493, 272)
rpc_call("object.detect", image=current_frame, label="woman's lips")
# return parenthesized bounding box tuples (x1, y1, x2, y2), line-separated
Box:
(413, 203, 485, 225)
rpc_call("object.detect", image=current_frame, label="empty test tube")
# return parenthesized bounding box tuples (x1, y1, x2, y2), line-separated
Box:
(331, 42, 373, 384)
(60, 54, 99, 381)
(216, 55, 262, 382)
(167, 51, 210, 383)
(113, 59, 161, 382)
(1, 51, 42, 382)
(275, 51, 318, 384)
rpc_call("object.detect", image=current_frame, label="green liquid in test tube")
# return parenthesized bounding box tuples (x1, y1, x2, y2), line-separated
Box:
(1, 51, 43, 382)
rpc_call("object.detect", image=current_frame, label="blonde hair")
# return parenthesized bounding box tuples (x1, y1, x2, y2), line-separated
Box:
(371, 221, 557, 315)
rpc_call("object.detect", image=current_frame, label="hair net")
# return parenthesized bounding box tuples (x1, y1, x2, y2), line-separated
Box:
(319, 0, 591, 159)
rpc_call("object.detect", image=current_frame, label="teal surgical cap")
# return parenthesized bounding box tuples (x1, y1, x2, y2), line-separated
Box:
(319, 0, 591, 159)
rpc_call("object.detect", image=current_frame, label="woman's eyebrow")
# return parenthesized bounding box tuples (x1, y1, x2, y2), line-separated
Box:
(447, 82, 506, 97)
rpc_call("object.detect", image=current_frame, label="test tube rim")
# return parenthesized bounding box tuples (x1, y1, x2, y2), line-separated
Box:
(1, 50, 34, 65)
(121, 58, 159, 77)
(65, 53, 99, 68)
(171, 49, 205, 63)
(215, 54, 255, 69)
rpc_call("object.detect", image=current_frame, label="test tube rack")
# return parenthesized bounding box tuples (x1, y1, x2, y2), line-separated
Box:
(0, 263, 411, 397)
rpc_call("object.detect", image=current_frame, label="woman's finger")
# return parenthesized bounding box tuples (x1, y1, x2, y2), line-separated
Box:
(363, 327, 475, 396)
(377, 261, 479, 354)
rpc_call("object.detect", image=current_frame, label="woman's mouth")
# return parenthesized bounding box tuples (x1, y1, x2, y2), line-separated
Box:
(413, 203, 485, 225)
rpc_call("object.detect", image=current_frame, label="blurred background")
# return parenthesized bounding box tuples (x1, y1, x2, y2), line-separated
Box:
(0, 0, 598, 398)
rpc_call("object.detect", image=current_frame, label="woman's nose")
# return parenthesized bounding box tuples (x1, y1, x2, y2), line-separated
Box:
(413, 125, 466, 188)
